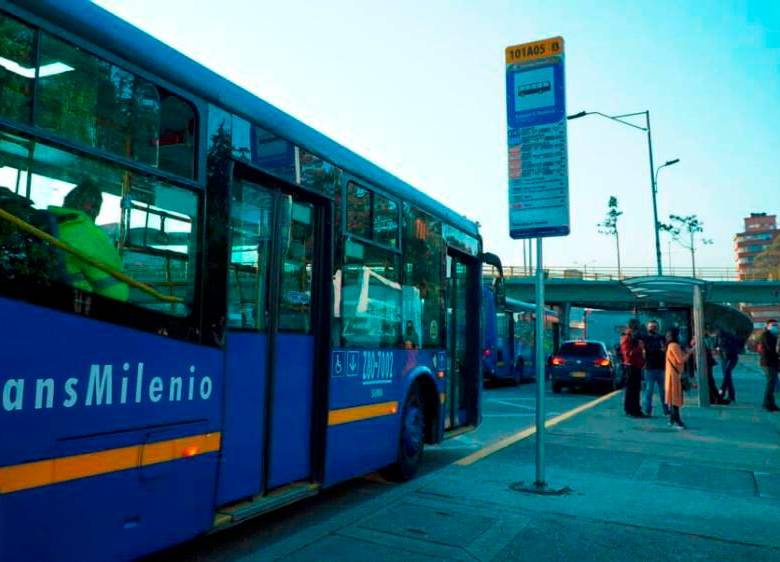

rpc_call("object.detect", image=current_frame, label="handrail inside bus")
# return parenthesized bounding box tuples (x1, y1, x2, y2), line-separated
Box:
(0, 206, 183, 304)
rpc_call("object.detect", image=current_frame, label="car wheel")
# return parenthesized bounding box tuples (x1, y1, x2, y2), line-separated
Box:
(383, 384, 425, 481)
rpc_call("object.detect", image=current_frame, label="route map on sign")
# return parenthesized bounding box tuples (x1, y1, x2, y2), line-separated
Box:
(505, 37, 570, 239)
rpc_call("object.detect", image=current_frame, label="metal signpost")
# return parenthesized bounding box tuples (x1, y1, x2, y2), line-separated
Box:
(505, 37, 570, 490)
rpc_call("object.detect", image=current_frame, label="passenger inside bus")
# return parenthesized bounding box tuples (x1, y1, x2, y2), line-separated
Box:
(48, 180, 129, 301)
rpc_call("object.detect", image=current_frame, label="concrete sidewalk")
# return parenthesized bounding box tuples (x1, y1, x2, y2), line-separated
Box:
(252, 361, 780, 561)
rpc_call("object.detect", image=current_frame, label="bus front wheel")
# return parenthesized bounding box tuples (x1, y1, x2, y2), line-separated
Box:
(384, 384, 425, 481)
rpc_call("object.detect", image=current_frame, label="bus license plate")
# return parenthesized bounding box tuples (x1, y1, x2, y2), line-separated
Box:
(572, 371, 587, 378)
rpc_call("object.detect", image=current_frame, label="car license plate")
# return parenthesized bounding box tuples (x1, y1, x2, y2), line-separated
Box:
(572, 371, 587, 378)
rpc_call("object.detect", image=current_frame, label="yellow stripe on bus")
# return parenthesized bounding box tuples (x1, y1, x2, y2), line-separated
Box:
(0, 432, 221, 495)
(328, 401, 399, 426)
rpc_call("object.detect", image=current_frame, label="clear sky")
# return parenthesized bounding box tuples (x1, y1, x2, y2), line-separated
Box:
(94, 0, 780, 273)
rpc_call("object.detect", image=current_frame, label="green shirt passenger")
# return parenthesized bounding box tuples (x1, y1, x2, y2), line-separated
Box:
(49, 180, 129, 301)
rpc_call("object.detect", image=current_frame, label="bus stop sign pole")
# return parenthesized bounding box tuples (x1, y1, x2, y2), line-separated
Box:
(534, 238, 545, 488)
(505, 37, 570, 492)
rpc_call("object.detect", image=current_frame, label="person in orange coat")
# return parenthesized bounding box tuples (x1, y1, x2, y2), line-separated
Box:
(665, 327, 694, 429)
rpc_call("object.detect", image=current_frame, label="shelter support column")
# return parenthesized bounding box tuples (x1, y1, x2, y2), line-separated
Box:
(559, 303, 571, 341)
(692, 284, 709, 408)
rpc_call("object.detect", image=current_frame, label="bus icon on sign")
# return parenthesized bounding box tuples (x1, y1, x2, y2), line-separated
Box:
(518, 81, 551, 97)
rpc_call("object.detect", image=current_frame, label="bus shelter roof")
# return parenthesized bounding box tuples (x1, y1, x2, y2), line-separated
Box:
(623, 276, 780, 307)
(505, 275, 780, 309)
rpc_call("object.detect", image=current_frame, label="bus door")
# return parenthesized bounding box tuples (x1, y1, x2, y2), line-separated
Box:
(219, 170, 328, 506)
(266, 190, 325, 489)
(445, 250, 479, 429)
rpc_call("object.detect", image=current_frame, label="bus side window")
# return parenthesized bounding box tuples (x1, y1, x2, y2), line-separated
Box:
(346, 183, 371, 240)
(277, 199, 314, 333)
(0, 132, 199, 316)
(402, 205, 444, 349)
(227, 179, 273, 330)
(340, 239, 402, 348)
(34, 30, 195, 179)
(0, 13, 35, 124)
(121, 177, 198, 316)
(159, 95, 196, 178)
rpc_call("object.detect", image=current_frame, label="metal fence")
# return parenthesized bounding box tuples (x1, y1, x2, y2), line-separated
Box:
(484, 265, 774, 282)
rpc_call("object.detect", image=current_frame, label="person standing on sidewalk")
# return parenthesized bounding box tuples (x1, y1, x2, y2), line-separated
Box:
(716, 328, 741, 403)
(757, 319, 779, 412)
(665, 327, 693, 429)
(642, 320, 669, 417)
(703, 331, 728, 405)
(621, 319, 645, 418)
(688, 333, 725, 405)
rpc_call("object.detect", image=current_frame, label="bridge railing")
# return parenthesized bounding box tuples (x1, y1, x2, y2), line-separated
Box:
(485, 265, 775, 282)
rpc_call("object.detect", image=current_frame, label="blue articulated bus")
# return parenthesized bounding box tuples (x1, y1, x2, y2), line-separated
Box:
(482, 292, 525, 385)
(481, 253, 522, 385)
(0, 2, 484, 560)
(481, 256, 559, 384)
(512, 300, 561, 380)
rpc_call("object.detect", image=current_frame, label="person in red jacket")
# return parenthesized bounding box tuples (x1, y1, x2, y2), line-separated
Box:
(621, 319, 646, 417)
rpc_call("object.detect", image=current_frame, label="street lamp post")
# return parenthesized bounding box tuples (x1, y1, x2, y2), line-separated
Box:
(568, 110, 675, 277)
(654, 157, 680, 271)
(655, 158, 680, 187)
(643, 112, 661, 277)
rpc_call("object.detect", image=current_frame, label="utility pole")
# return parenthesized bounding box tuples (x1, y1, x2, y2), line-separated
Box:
(646, 111, 662, 276)
(522, 241, 527, 275)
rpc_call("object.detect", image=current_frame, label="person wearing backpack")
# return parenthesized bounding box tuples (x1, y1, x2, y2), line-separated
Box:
(642, 320, 669, 417)
(716, 328, 741, 403)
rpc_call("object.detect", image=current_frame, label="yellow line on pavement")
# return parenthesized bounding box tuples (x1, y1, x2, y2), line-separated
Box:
(455, 390, 620, 466)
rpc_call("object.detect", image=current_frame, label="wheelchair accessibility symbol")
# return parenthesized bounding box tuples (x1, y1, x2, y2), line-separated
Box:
(333, 351, 345, 376)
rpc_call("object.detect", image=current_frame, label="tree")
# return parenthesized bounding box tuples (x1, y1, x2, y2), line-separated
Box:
(597, 196, 623, 278)
(754, 236, 780, 280)
(659, 214, 713, 278)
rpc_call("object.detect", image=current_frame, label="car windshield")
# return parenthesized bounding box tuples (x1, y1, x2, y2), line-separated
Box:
(559, 342, 604, 357)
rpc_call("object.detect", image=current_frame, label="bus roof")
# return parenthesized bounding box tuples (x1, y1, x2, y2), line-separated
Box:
(14, 0, 480, 237)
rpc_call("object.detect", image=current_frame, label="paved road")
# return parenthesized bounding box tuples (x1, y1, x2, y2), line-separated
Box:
(421, 381, 603, 469)
(146, 382, 603, 561)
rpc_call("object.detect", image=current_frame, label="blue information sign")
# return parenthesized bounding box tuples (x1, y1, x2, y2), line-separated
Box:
(505, 37, 570, 240)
